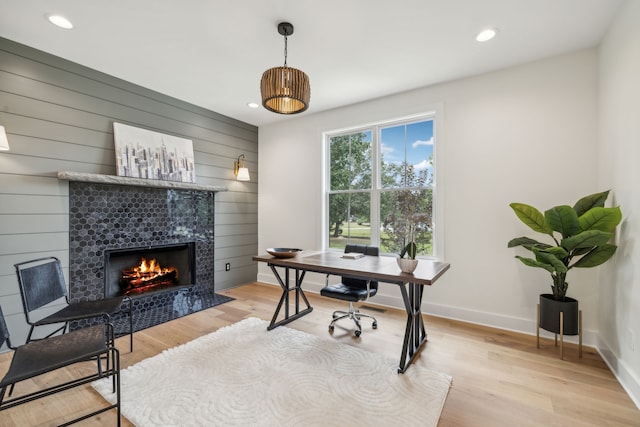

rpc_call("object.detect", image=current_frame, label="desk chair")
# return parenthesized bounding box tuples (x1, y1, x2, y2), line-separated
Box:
(0, 305, 121, 425)
(14, 257, 133, 352)
(320, 244, 379, 337)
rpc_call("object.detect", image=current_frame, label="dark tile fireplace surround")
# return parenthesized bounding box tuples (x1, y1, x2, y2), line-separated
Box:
(61, 172, 232, 333)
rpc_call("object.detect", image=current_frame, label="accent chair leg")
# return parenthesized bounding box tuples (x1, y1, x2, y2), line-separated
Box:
(124, 295, 134, 353)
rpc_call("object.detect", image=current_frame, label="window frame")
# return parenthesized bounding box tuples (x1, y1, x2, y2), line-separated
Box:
(323, 109, 444, 260)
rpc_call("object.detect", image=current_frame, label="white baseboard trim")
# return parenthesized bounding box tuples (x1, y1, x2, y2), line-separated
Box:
(256, 274, 597, 346)
(596, 336, 640, 410)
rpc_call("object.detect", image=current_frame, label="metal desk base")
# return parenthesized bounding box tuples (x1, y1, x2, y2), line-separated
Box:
(267, 264, 313, 330)
(266, 264, 428, 374)
(398, 282, 428, 373)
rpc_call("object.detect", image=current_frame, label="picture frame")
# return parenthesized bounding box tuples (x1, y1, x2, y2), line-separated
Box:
(113, 122, 196, 183)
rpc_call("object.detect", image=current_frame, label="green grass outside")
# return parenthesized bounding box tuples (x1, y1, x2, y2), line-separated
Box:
(329, 221, 432, 255)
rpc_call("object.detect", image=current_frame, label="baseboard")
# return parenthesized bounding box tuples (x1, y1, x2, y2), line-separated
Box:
(596, 336, 640, 409)
(256, 273, 597, 346)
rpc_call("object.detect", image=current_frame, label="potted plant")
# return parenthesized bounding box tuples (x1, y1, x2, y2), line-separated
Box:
(397, 225, 419, 273)
(508, 190, 622, 336)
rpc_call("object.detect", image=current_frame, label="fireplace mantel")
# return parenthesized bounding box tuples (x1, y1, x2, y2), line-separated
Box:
(58, 171, 227, 192)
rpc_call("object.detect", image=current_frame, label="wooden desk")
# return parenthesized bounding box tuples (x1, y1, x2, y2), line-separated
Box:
(253, 251, 450, 373)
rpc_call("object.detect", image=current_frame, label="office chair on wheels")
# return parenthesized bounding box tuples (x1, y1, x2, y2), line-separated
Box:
(14, 256, 133, 352)
(320, 244, 379, 337)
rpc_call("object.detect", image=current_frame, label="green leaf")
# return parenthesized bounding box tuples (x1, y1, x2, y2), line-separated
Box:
(578, 206, 622, 233)
(572, 247, 593, 256)
(507, 237, 550, 250)
(562, 230, 613, 251)
(400, 241, 417, 259)
(542, 246, 569, 258)
(515, 256, 556, 273)
(533, 250, 568, 273)
(573, 244, 617, 268)
(573, 190, 609, 216)
(545, 205, 579, 238)
(509, 203, 553, 235)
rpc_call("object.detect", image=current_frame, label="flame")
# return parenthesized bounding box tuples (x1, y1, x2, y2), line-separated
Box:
(131, 258, 177, 281)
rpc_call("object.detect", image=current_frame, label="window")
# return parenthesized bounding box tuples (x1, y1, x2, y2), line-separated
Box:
(325, 114, 439, 258)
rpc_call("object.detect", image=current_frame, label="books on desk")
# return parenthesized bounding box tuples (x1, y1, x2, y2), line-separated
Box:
(342, 252, 365, 260)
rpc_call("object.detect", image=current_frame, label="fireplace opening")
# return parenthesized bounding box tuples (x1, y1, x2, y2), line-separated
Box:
(104, 243, 196, 298)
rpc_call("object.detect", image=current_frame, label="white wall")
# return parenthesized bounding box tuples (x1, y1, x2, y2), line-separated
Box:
(259, 49, 601, 343)
(597, 0, 640, 407)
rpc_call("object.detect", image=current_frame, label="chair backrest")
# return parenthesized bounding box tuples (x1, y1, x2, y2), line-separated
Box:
(0, 305, 10, 349)
(342, 244, 379, 290)
(14, 257, 68, 315)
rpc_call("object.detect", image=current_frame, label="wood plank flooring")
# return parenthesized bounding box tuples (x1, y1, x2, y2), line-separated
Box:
(0, 282, 638, 426)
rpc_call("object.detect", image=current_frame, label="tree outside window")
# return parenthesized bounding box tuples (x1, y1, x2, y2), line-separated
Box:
(328, 131, 372, 247)
(380, 120, 434, 256)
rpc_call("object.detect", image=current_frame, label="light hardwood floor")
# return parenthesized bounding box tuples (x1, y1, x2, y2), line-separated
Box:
(1, 282, 638, 426)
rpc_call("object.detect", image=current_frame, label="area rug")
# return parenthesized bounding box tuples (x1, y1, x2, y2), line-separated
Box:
(93, 317, 452, 426)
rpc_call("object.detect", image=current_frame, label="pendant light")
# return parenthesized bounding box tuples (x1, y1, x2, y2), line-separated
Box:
(260, 22, 310, 114)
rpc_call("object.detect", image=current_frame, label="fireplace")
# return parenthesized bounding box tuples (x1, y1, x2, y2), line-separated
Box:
(104, 242, 196, 298)
(64, 177, 233, 333)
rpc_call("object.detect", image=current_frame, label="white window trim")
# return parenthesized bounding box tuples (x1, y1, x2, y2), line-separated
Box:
(322, 105, 445, 260)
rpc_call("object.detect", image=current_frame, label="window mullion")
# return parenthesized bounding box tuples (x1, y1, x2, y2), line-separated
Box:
(370, 126, 380, 247)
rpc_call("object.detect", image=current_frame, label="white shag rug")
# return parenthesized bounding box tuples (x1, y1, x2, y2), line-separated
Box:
(93, 317, 452, 427)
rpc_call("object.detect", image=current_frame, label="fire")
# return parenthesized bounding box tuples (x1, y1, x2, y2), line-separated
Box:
(133, 258, 177, 280)
(120, 258, 180, 295)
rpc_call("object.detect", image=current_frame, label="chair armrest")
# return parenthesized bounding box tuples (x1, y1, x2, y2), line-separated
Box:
(364, 280, 371, 301)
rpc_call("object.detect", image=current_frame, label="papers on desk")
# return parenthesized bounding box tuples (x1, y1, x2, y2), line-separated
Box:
(342, 252, 365, 260)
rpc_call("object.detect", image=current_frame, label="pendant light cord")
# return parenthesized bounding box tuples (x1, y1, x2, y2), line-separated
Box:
(283, 34, 288, 67)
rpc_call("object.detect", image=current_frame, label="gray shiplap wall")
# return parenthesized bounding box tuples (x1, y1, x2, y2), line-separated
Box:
(0, 37, 258, 345)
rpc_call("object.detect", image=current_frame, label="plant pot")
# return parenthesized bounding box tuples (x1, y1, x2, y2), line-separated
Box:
(538, 293, 579, 335)
(396, 258, 418, 274)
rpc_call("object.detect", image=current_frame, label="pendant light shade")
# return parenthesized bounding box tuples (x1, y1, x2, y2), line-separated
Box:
(260, 22, 310, 114)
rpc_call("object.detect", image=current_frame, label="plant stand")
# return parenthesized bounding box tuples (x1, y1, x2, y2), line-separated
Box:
(537, 303, 582, 359)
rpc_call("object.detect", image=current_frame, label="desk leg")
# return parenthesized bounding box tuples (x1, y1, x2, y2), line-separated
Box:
(398, 282, 427, 373)
(267, 265, 313, 330)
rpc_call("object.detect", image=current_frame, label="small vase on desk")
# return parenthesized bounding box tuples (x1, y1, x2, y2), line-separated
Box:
(396, 258, 418, 274)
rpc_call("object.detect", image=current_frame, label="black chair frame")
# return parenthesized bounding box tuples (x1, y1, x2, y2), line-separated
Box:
(0, 305, 121, 426)
(14, 256, 133, 352)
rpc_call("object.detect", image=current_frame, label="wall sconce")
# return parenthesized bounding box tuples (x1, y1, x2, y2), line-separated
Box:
(0, 126, 10, 151)
(234, 154, 250, 181)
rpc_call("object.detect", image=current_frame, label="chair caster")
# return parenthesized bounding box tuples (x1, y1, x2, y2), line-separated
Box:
(329, 325, 334, 333)
(354, 330, 361, 337)
(372, 322, 378, 329)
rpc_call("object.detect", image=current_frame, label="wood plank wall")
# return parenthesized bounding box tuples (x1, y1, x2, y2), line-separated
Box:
(0, 38, 258, 345)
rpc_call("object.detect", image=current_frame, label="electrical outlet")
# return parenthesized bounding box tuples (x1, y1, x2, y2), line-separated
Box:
(225, 263, 230, 271)
(628, 329, 635, 352)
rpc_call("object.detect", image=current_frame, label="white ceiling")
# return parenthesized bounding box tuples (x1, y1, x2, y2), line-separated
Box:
(0, 0, 623, 127)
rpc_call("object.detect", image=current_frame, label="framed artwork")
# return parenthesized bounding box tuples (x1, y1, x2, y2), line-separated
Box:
(113, 122, 196, 183)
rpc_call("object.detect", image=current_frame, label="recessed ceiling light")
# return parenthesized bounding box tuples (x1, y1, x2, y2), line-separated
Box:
(476, 28, 498, 42)
(247, 102, 259, 109)
(46, 14, 74, 30)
